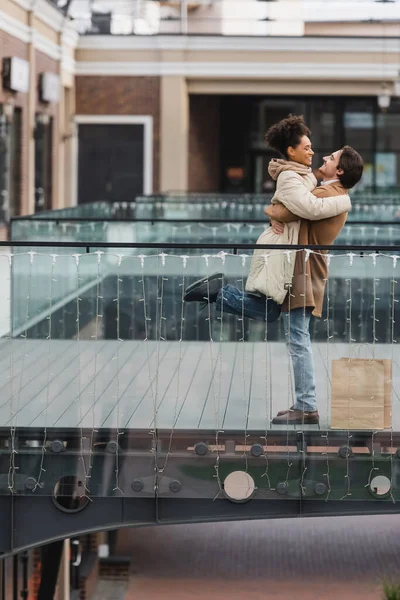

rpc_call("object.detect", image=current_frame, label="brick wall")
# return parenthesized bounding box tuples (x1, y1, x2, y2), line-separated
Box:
(0, 31, 29, 215)
(75, 76, 160, 193)
(29, 547, 42, 598)
(189, 95, 220, 193)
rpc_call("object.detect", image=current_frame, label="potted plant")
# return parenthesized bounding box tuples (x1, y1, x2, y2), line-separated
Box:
(383, 582, 400, 600)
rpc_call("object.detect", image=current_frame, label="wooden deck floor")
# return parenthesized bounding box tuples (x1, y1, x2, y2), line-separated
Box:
(0, 340, 399, 431)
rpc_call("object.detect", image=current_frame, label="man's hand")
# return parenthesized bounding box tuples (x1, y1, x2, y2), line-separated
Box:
(270, 219, 285, 235)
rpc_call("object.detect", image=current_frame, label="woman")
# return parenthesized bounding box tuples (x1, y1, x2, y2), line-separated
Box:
(184, 115, 351, 324)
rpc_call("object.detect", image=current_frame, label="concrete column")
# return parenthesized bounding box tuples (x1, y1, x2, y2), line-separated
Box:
(57, 539, 70, 600)
(64, 84, 76, 207)
(57, 84, 65, 209)
(160, 76, 189, 193)
(51, 30, 63, 211)
(25, 9, 36, 215)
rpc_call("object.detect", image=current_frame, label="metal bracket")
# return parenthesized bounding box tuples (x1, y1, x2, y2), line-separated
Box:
(0, 473, 40, 493)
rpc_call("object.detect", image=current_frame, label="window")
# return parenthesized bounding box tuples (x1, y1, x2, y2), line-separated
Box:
(0, 105, 22, 221)
(34, 114, 53, 212)
(343, 99, 375, 150)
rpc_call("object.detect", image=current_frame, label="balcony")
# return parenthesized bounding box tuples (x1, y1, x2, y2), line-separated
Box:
(67, 0, 400, 36)
(4, 241, 400, 426)
(2, 193, 400, 556)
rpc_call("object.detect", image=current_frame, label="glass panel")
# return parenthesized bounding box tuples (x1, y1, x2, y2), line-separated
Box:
(13, 191, 400, 229)
(1, 245, 399, 508)
(3, 248, 400, 468)
(375, 152, 400, 190)
(10, 217, 400, 247)
(344, 99, 375, 149)
(377, 100, 400, 152)
(308, 100, 336, 150)
(10, 249, 100, 336)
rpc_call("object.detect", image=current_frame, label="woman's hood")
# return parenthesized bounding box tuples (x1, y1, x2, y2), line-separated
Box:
(268, 158, 312, 181)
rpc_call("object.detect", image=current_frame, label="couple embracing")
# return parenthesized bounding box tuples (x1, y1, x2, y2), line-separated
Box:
(185, 115, 363, 426)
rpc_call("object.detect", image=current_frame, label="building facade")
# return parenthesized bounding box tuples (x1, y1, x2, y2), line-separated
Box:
(74, 33, 400, 199)
(1, 2, 400, 202)
(0, 0, 77, 228)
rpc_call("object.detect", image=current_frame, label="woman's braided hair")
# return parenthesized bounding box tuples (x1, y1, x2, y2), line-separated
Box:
(265, 115, 311, 159)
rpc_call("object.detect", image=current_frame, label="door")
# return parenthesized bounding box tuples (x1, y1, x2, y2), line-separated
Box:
(78, 124, 145, 204)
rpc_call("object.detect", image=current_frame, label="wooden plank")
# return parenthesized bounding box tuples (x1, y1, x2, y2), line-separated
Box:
(54, 342, 139, 428)
(69, 341, 142, 428)
(221, 342, 254, 431)
(0, 339, 398, 432)
(196, 342, 239, 431)
(99, 341, 163, 428)
(116, 342, 175, 429)
(4, 341, 109, 427)
(123, 343, 195, 429)
(0, 341, 81, 426)
(170, 341, 221, 430)
(88, 341, 172, 429)
(27, 341, 130, 428)
(0, 340, 75, 411)
(246, 342, 271, 431)
(147, 342, 206, 430)
(0, 339, 38, 378)
(125, 342, 190, 429)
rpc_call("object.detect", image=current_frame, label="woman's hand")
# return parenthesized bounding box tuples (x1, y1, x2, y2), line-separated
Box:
(270, 219, 284, 235)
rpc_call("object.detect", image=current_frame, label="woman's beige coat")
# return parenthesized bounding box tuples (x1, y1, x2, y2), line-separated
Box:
(245, 160, 351, 304)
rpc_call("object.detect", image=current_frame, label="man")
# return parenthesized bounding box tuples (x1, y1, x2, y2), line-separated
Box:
(266, 146, 364, 424)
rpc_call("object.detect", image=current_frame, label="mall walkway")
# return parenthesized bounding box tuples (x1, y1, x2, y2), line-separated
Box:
(116, 514, 400, 600)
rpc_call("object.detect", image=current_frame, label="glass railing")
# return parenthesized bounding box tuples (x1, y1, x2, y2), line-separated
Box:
(0, 240, 399, 533)
(22, 192, 400, 222)
(10, 218, 400, 247)
(33, 201, 114, 220)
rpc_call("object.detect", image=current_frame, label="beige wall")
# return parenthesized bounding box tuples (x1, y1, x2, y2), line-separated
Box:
(160, 76, 189, 192)
(305, 21, 400, 37)
(187, 79, 388, 96)
(76, 46, 400, 67)
(0, 0, 29, 25)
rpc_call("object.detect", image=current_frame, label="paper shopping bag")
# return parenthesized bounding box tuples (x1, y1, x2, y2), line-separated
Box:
(330, 358, 391, 430)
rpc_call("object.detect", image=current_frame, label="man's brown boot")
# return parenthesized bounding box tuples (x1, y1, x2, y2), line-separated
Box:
(272, 409, 319, 425)
(276, 405, 295, 416)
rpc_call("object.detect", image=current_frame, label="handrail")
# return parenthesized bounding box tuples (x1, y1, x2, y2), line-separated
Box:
(4, 241, 400, 251)
(10, 217, 400, 225)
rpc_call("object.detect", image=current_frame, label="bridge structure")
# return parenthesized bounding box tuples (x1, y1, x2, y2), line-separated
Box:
(1, 224, 400, 564)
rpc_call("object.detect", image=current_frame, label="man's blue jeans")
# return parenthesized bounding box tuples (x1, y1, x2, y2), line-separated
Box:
(216, 285, 316, 413)
(283, 308, 316, 413)
(216, 284, 271, 320)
